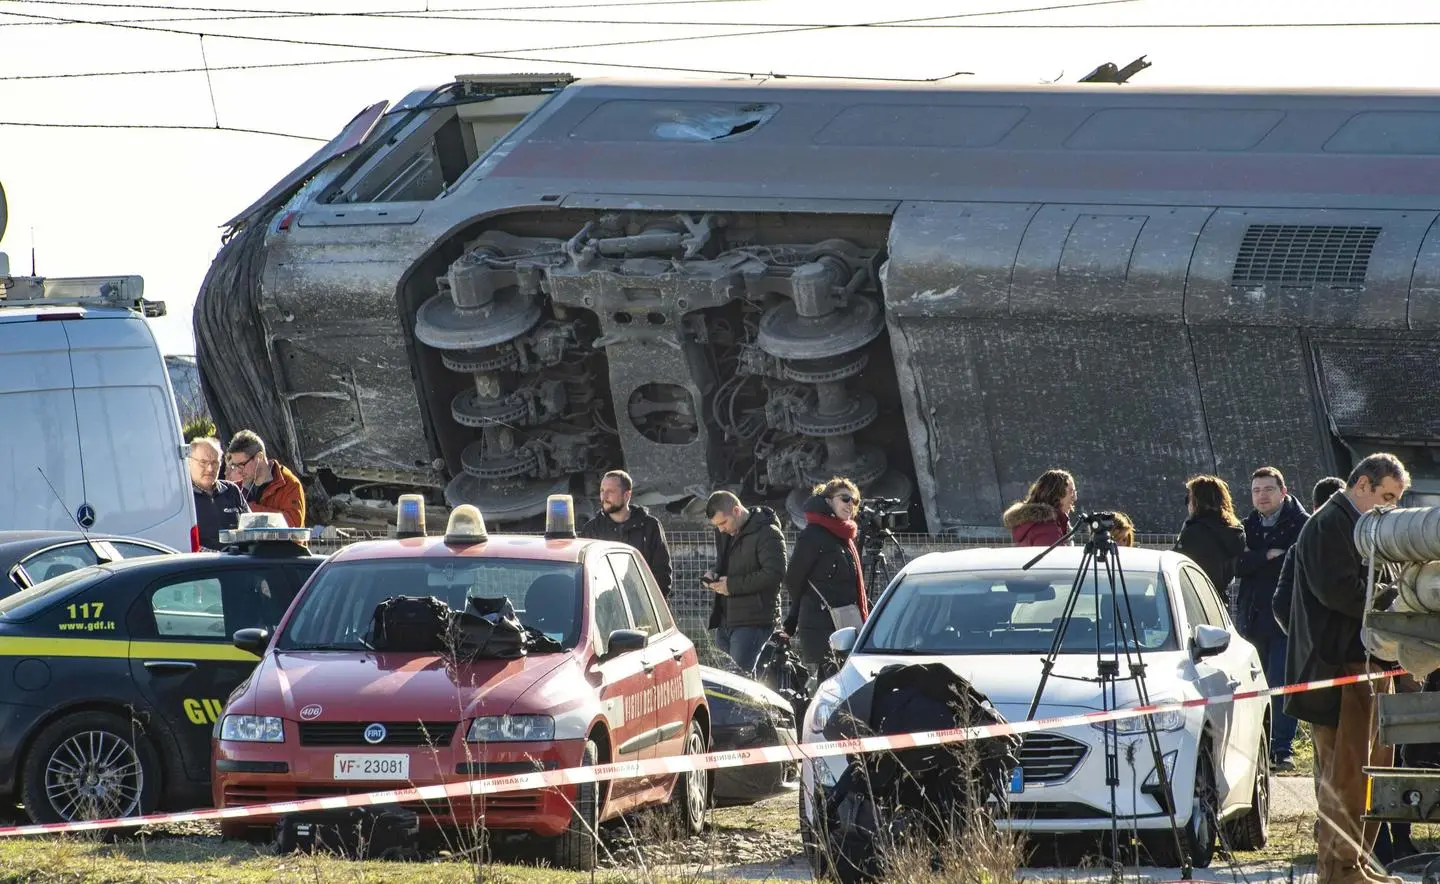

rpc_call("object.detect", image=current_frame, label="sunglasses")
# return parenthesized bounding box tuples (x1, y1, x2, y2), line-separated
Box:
(833, 494, 856, 504)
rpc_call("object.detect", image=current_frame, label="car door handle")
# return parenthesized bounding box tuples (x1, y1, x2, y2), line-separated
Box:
(670, 647, 684, 662)
(1250, 665, 1264, 680)
(642, 659, 656, 674)
(144, 660, 197, 672)
(1227, 678, 1241, 693)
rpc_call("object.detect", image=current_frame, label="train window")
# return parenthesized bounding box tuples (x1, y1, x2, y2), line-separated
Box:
(570, 101, 780, 142)
(813, 104, 1028, 148)
(1325, 112, 1440, 155)
(1064, 108, 1284, 151)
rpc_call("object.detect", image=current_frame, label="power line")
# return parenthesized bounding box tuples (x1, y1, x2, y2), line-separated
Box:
(0, 0, 1132, 27)
(0, 0, 767, 25)
(2, 1, 1078, 83)
(0, 119, 326, 139)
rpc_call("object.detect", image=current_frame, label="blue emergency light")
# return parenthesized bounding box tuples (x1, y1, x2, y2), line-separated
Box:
(545, 494, 577, 539)
(396, 493, 427, 539)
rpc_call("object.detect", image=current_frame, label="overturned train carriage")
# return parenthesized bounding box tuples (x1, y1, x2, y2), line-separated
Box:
(196, 75, 1440, 532)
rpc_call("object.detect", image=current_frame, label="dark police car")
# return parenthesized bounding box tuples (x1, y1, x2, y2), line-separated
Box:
(0, 516, 323, 823)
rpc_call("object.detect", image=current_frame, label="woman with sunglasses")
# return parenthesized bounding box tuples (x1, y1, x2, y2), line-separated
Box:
(1002, 469, 1077, 547)
(782, 477, 869, 679)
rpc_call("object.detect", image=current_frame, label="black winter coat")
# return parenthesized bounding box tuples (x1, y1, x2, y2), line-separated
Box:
(709, 506, 787, 630)
(1173, 513, 1245, 601)
(580, 504, 673, 597)
(1235, 496, 1308, 642)
(783, 496, 864, 636)
(1272, 546, 1297, 636)
(1284, 493, 1395, 726)
(193, 480, 250, 551)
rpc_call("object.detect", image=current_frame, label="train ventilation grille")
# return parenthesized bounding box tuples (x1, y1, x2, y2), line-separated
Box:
(1230, 224, 1380, 287)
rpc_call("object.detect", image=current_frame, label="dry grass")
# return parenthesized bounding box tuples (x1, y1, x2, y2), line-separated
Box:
(0, 833, 619, 883)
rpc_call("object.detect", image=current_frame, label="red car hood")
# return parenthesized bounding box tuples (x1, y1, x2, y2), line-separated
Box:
(248, 650, 575, 721)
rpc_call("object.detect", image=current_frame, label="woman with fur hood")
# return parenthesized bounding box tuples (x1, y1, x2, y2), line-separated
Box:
(1002, 469, 1077, 547)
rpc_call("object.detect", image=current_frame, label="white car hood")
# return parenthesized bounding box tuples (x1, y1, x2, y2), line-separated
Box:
(838, 652, 1189, 722)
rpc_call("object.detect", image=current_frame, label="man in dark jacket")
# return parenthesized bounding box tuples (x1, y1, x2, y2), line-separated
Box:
(580, 470, 673, 598)
(189, 437, 249, 551)
(1287, 453, 1409, 884)
(1272, 476, 1347, 636)
(1235, 466, 1308, 770)
(703, 491, 786, 672)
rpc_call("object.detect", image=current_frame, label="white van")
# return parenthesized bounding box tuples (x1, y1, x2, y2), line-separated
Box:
(0, 270, 196, 551)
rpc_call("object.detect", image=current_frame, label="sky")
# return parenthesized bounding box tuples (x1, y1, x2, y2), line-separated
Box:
(2, 0, 1439, 355)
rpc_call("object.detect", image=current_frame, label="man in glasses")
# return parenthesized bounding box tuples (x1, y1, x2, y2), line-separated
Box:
(225, 430, 306, 529)
(190, 436, 249, 550)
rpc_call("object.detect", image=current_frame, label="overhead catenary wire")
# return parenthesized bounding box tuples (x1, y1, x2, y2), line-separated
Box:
(0, 119, 327, 139)
(0, 0, 1157, 85)
(0, 0, 1136, 27)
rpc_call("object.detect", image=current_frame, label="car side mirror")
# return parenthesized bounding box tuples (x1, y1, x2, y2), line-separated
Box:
(233, 627, 271, 656)
(1191, 624, 1230, 661)
(829, 627, 859, 657)
(605, 629, 647, 659)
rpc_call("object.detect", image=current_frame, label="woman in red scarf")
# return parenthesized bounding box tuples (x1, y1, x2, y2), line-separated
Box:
(782, 477, 868, 678)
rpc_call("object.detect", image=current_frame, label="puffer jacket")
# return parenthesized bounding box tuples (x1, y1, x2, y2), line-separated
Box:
(1002, 502, 1071, 547)
(247, 460, 306, 528)
(708, 506, 787, 630)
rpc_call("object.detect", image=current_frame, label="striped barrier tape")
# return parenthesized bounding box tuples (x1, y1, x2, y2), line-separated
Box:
(0, 665, 1403, 839)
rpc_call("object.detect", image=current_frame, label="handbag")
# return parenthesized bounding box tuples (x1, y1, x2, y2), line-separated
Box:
(810, 581, 863, 631)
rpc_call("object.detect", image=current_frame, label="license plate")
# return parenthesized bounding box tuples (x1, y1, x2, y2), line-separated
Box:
(333, 753, 409, 780)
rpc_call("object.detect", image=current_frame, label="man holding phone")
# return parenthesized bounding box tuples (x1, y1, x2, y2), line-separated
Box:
(704, 490, 786, 673)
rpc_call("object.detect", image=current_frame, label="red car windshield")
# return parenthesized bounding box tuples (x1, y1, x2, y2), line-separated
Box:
(278, 559, 584, 652)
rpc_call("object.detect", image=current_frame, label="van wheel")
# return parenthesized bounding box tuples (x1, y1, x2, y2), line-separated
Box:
(22, 711, 161, 824)
(551, 740, 599, 871)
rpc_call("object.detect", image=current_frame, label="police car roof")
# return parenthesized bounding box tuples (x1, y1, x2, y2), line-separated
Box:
(328, 534, 602, 565)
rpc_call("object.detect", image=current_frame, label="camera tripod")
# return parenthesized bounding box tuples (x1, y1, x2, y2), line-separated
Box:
(860, 525, 909, 593)
(1023, 513, 1191, 882)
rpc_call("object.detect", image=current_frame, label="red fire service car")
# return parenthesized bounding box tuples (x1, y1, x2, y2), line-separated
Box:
(214, 495, 708, 870)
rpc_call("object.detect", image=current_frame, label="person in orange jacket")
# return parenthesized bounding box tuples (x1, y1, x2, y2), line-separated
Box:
(225, 429, 306, 529)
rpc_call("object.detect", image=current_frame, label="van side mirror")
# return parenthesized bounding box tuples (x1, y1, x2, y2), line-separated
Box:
(605, 629, 647, 659)
(829, 627, 859, 657)
(233, 627, 271, 656)
(1190, 624, 1230, 661)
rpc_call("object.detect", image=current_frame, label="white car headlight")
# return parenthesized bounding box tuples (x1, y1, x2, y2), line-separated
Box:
(219, 715, 285, 743)
(1092, 707, 1185, 735)
(466, 715, 555, 743)
(807, 679, 845, 734)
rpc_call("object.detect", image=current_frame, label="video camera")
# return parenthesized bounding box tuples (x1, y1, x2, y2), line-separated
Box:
(857, 497, 910, 536)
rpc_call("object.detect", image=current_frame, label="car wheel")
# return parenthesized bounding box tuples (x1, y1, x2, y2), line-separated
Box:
(671, 719, 708, 837)
(1144, 743, 1218, 869)
(799, 786, 834, 882)
(1227, 733, 1270, 851)
(22, 711, 162, 825)
(551, 739, 600, 871)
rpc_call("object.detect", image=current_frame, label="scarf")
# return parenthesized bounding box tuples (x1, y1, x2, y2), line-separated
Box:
(804, 511, 868, 619)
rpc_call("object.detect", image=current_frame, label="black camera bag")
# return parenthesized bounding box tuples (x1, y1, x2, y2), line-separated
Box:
(368, 595, 452, 652)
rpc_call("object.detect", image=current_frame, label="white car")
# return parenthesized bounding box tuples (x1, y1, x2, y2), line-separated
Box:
(799, 545, 1270, 869)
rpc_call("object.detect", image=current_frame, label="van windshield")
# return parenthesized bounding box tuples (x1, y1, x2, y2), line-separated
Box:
(278, 559, 584, 651)
(0, 566, 111, 620)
